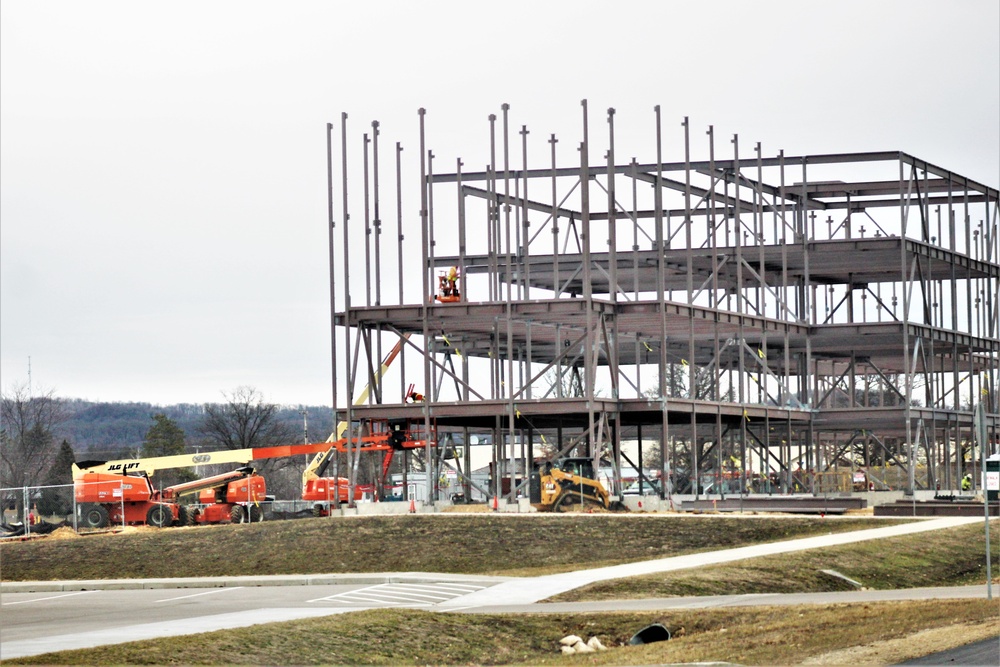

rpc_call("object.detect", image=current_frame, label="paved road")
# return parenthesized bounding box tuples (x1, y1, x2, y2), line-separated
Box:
(899, 636, 1000, 666)
(0, 516, 987, 660)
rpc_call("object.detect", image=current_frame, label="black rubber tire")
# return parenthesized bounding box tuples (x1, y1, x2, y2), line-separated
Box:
(146, 504, 172, 528)
(230, 504, 247, 524)
(175, 505, 188, 527)
(554, 492, 574, 513)
(83, 504, 110, 529)
(312, 504, 324, 518)
(248, 505, 263, 523)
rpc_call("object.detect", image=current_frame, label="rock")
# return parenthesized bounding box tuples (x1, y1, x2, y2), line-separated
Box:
(587, 636, 607, 651)
(559, 635, 583, 646)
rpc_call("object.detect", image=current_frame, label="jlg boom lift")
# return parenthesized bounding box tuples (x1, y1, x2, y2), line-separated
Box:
(160, 466, 266, 525)
(303, 422, 426, 515)
(74, 465, 267, 529)
(72, 441, 316, 528)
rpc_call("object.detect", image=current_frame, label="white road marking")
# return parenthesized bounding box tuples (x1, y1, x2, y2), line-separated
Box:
(308, 582, 488, 606)
(2, 591, 98, 606)
(155, 587, 244, 603)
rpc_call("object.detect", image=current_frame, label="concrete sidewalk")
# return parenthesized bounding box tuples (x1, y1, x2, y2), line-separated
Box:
(439, 516, 984, 608)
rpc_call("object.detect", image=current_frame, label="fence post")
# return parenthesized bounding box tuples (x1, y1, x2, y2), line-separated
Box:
(22, 486, 30, 536)
(120, 479, 125, 530)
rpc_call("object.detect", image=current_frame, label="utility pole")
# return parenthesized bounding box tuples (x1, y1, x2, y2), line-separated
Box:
(299, 408, 309, 467)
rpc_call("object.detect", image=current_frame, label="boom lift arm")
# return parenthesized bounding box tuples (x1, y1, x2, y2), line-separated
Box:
(302, 333, 411, 504)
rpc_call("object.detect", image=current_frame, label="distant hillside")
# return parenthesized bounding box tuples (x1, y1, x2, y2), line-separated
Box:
(56, 399, 336, 460)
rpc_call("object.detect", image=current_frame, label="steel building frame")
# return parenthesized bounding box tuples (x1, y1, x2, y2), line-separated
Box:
(326, 102, 999, 504)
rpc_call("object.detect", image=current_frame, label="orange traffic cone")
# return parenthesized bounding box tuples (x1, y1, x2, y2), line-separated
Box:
(492, 495, 499, 511)
(409, 498, 416, 513)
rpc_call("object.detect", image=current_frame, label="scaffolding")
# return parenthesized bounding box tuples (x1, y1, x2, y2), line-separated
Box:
(326, 102, 999, 504)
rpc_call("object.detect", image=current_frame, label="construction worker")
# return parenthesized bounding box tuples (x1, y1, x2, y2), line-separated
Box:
(962, 473, 972, 491)
(407, 390, 424, 403)
(445, 266, 459, 297)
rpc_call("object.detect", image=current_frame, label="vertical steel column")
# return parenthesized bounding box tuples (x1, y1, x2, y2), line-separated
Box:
(395, 142, 406, 405)
(521, 125, 531, 302)
(488, 114, 498, 303)
(607, 108, 621, 406)
(654, 105, 669, 501)
(607, 108, 618, 305)
(372, 122, 383, 308)
(801, 158, 815, 473)
(550, 134, 560, 298)
(581, 99, 596, 460)
(371, 123, 384, 385)
(340, 112, 356, 507)
(708, 126, 719, 310)
(418, 108, 433, 504)
(363, 133, 372, 307)
(754, 142, 764, 318)
(428, 150, 440, 406)
(325, 122, 339, 509)
(456, 159, 467, 307)
(681, 117, 698, 495)
(502, 103, 517, 501)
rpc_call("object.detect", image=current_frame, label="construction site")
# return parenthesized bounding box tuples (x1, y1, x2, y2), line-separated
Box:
(323, 101, 999, 513)
(10, 102, 996, 535)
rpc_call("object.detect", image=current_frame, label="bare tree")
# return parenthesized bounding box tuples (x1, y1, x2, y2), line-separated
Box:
(197, 387, 298, 497)
(1, 383, 65, 516)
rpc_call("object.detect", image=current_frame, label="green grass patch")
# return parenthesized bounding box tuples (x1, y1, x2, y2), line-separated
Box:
(6, 600, 996, 665)
(0, 515, 903, 581)
(550, 521, 1000, 601)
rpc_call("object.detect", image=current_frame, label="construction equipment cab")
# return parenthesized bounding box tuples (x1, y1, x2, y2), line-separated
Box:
(530, 457, 626, 512)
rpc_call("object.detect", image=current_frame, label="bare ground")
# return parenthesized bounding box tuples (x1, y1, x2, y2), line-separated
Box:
(802, 620, 1000, 665)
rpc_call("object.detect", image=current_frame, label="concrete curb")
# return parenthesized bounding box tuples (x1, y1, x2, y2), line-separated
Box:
(0, 572, 516, 593)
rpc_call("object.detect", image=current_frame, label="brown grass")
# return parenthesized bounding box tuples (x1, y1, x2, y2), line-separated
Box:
(5, 600, 996, 665)
(0, 514, 902, 581)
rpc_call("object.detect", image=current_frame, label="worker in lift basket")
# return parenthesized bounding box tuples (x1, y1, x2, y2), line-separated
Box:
(444, 266, 459, 296)
(407, 390, 425, 403)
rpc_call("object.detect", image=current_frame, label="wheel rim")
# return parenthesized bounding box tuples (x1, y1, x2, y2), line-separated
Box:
(85, 508, 106, 527)
(147, 505, 170, 528)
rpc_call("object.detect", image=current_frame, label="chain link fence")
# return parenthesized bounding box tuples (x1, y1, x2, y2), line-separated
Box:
(2, 483, 83, 537)
(1, 482, 360, 538)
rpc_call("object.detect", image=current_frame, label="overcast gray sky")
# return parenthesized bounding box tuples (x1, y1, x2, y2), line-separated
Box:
(2, 0, 998, 407)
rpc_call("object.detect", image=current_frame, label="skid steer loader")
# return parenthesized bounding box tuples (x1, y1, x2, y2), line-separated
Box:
(531, 457, 627, 512)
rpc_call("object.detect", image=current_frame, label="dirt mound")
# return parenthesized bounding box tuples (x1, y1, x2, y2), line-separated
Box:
(47, 526, 83, 540)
